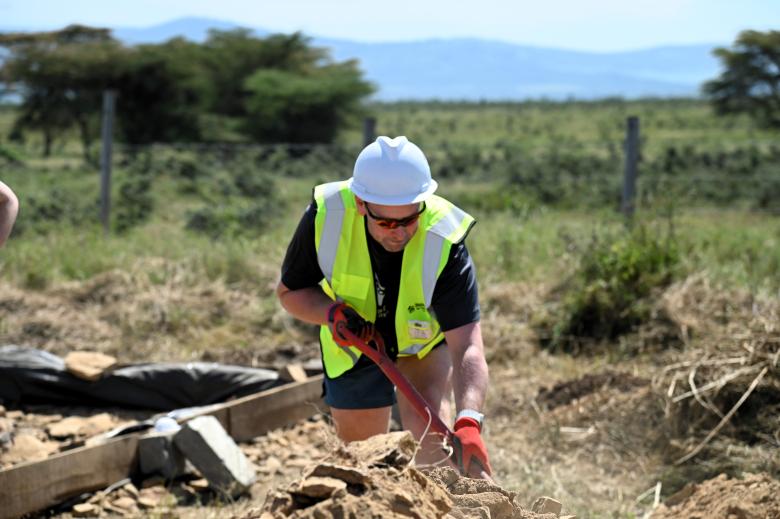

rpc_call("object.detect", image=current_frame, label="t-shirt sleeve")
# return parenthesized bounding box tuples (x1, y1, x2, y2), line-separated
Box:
(280, 202, 325, 290)
(431, 241, 481, 331)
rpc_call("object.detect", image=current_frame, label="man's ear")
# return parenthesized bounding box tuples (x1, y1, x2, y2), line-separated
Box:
(354, 196, 367, 216)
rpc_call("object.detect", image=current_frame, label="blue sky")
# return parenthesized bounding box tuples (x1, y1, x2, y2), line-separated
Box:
(1, 0, 778, 51)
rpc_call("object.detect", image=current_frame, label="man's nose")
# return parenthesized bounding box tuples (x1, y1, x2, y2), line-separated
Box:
(390, 226, 407, 239)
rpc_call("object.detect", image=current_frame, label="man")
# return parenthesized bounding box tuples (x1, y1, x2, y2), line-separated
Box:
(0, 180, 19, 248)
(277, 136, 491, 478)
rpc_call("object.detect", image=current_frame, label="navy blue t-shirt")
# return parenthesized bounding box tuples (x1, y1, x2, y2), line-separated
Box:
(280, 201, 481, 350)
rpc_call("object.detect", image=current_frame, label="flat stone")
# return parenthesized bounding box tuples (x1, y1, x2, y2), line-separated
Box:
(6, 410, 23, 420)
(138, 485, 173, 507)
(72, 503, 99, 517)
(65, 351, 118, 381)
(308, 463, 370, 485)
(4, 433, 59, 464)
(531, 496, 563, 515)
(295, 477, 347, 498)
(48, 413, 115, 439)
(189, 478, 210, 491)
(174, 415, 255, 497)
(279, 364, 308, 383)
(0, 417, 13, 434)
(111, 496, 137, 510)
(122, 483, 140, 498)
(138, 497, 159, 509)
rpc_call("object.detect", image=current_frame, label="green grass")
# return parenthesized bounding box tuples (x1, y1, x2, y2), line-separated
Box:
(1, 99, 778, 294)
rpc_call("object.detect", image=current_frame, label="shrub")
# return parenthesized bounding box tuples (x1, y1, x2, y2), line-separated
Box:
(114, 173, 154, 233)
(544, 223, 681, 353)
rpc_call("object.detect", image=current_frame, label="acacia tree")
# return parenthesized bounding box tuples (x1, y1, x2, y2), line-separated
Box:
(202, 29, 325, 117)
(703, 30, 780, 128)
(0, 26, 120, 159)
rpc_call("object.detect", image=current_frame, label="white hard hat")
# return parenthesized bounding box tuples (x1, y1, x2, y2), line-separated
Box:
(348, 136, 438, 205)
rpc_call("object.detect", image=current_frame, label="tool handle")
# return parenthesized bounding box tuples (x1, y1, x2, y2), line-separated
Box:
(338, 325, 495, 483)
(338, 325, 454, 442)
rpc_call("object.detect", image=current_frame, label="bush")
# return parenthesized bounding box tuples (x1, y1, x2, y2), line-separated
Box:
(114, 173, 153, 233)
(544, 223, 681, 353)
(184, 201, 282, 239)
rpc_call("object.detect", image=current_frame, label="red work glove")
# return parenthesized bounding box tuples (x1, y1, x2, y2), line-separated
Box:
(452, 417, 492, 478)
(327, 302, 375, 347)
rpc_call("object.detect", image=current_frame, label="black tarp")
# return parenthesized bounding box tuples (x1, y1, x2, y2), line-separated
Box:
(0, 345, 282, 410)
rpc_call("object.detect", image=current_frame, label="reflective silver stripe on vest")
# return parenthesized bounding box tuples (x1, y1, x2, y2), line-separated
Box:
(400, 343, 427, 355)
(317, 184, 346, 284)
(421, 207, 469, 308)
(342, 344, 360, 363)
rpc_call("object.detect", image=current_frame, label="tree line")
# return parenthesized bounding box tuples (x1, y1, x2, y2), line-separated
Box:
(0, 25, 374, 160)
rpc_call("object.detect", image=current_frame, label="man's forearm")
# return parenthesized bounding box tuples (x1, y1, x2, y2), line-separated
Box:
(452, 343, 489, 413)
(276, 284, 333, 325)
(0, 190, 19, 248)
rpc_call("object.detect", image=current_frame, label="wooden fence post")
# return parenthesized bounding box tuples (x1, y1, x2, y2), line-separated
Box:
(363, 117, 376, 147)
(100, 90, 116, 236)
(622, 116, 639, 221)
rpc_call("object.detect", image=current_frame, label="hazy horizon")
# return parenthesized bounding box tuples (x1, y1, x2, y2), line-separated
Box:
(2, 0, 778, 52)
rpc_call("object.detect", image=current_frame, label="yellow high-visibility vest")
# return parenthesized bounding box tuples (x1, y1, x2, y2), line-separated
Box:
(314, 181, 475, 378)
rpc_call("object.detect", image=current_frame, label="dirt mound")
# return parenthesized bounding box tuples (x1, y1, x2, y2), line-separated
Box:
(248, 431, 564, 519)
(536, 371, 649, 410)
(651, 473, 780, 519)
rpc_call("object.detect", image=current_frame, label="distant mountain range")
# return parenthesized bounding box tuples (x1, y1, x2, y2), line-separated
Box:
(4, 17, 725, 101)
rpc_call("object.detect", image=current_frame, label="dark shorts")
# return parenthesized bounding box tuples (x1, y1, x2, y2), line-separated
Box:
(322, 341, 446, 410)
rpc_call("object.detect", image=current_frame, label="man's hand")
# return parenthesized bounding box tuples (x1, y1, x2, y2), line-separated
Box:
(327, 302, 375, 347)
(452, 416, 492, 478)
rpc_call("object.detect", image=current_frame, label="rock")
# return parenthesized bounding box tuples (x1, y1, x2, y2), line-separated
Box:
(138, 497, 158, 509)
(174, 416, 256, 497)
(294, 476, 347, 498)
(452, 492, 515, 519)
(72, 503, 99, 517)
(307, 463, 370, 485)
(279, 363, 308, 382)
(260, 456, 282, 474)
(4, 433, 59, 464)
(122, 483, 140, 499)
(111, 496, 137, 510)
(138, 485, 173, 508)
(190, 478, 210, 491)
(0, 405, 5, 417)
(532, 496, 563, 515)
(65, 351, 118, 381)
(347, 430, 417, 468)
(6, 410, 23, 420)
(48, 413, 115, 439)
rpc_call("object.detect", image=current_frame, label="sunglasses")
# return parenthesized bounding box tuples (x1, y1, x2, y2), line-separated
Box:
(364, 202, 426, 229)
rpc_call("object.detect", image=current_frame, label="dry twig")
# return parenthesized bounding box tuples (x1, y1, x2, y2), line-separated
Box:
(675, 366, 769, 465)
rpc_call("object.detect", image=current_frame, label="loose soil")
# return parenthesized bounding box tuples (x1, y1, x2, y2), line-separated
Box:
(1, 273, 779, 517)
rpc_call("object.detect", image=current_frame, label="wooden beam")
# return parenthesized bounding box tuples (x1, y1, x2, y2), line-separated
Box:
(177, 375, 325, 441)
(0, 375, 326, 519)
(0, 435, 139, 519)
(227, 376, 324, 442)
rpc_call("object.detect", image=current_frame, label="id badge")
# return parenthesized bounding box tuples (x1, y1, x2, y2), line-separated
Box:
(407, 320, 433, 340)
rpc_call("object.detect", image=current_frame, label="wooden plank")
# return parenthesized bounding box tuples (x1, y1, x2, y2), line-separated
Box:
(228, 376, 324, 441)
(0, 435, 139, 519)
(0, 376, 326, 518)
(179, 375, 325, 442)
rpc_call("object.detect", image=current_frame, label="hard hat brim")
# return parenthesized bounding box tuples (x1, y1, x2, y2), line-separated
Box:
(348, 177, 438, 205)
